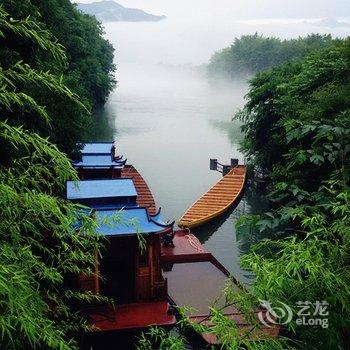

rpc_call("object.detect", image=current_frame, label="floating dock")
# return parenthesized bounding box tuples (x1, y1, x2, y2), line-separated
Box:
(178, 165, 247, 228)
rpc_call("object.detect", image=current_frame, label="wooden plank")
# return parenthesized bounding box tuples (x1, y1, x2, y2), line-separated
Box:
(121, 165, 157, 215)
(86, 301, 175, 332)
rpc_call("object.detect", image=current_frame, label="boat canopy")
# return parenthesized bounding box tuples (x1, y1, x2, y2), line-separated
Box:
(73, 155, 126, 169)
(66, 179, 137, 201)
(80, 142, 115, 155)
(94, 207, 173, 236)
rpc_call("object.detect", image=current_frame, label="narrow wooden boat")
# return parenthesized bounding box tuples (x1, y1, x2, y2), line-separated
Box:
(178, 165, 247, 228)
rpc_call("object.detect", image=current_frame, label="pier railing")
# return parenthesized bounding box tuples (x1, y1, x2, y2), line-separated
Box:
(210, 158, 239, 176)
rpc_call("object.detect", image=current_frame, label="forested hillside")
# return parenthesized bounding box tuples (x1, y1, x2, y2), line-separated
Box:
(0, 3, 114, 349)
(208, 33, 335, 81)
(234, 37, 350, 349)
(77, 1, 166, 22)
(1, 0, 115, 153)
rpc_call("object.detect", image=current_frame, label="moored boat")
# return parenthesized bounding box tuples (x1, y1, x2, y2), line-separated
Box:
(121, 165, 157, 215)
(68, 143, 277, 346)
(73, 141, 126, 179)
(66, 142, 176, 334)
(160, 231, 280, 345)
(178, 164, 247, 228)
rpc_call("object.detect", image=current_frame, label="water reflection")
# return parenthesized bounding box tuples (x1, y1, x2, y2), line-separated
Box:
(209, 119, 244, 147)
(191, 186, 269, 285)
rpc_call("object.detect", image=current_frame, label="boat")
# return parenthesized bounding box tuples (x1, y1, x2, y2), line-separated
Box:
(68, 144, 276, 346)
(73, 141, 126, 179)
(66, 143, 176, 335)
(161, 230, 280, 345)
(178, 164, 247, 228)
(121, 165, 157, 215)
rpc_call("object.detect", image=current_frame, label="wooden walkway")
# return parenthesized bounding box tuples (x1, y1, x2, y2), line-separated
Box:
(121, 165, 157, 215)
(178, 165, 246, 228)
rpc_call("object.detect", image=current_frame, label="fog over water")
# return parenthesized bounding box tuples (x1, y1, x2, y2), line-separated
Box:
(84, 0, 350, 281)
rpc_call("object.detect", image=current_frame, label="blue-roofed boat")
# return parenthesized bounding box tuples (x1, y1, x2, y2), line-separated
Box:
(75, 204, 176, 332)
(80, 141, 117, 156)
(78, 206, 174, 301)
(95, 207, 172, 237)
(73, 143, 159, 215)
(74, 154, 126, 167)
(66, 154, 177, 333)
(66, 179, 137, 208)
(74, 142, 125, 179)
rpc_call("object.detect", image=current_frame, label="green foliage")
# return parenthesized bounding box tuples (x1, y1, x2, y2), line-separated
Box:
(174, 288, 291, 350)
(136, 327, 188, 350)
(208, 33, 334, 82)
(0, 7, 105, 349)
(138, 39, 350, 350)
(238, 38, 350, 175)
(236, 38, 350, 349)
(1, 0, 116, 154)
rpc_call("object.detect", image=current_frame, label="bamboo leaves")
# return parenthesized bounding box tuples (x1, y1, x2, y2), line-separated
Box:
(0, 7, 103, 350)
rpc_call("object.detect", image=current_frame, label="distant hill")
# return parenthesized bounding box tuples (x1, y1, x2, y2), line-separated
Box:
(76, 1, 166, 22)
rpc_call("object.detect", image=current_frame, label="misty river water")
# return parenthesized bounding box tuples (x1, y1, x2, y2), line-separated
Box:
(90, 60, 267, 285)
(88, 12, 349, 285)
(87, 14, 324, 285)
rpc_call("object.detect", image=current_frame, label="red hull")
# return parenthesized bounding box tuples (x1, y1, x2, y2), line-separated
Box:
(121, 165, 157, 215)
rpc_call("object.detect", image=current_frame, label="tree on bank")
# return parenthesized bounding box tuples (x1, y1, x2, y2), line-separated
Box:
(236, 37, 350, 349)
(0, 7, 105, 349)
(208, 33, 334, 81)
(1, 0, 116, 154)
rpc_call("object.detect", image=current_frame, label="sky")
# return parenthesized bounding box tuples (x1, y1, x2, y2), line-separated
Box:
(72, 0, 350, 66)
(73, 0, 350, 20)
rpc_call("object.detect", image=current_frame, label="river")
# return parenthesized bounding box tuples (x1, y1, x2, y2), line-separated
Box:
(88, 10, 349, 283)
(90, 60, 267, 286)
(89, 14, 345, 284)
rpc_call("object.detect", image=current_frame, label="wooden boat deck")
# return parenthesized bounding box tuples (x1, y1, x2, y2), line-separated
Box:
(161, 232, 279, 344)
(161, 230, 212, 264)
(121, 165, 157, 215)
(191, 311, 280, 344)
(164, 259, 279, 344)
(85, 301, 176, 332)
(179, 165, 246, 228)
